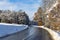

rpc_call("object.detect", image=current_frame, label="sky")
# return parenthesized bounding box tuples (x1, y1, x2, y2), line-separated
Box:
(0, 0, 43, 20)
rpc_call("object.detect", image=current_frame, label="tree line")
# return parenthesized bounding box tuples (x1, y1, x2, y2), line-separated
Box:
(0, 10, 30, 25)
(33, 1, 60, 31)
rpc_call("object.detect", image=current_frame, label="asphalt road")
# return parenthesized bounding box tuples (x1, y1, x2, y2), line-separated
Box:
(24, 27, 53, 40)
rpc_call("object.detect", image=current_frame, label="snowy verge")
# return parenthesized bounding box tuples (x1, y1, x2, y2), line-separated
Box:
(0, 23, 28, 26)
(34, 26, 60, 40)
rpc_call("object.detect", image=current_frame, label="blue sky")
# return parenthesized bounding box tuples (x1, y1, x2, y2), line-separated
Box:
(0, 0, 43, 20)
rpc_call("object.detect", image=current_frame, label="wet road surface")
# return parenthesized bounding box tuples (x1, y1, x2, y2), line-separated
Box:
(24, 27, 53, 40)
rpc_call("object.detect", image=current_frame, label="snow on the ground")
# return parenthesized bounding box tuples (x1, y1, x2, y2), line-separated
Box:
(0, 23, 28, 26)
(0, 23, 60, 40)
(0, 23, 28, 37)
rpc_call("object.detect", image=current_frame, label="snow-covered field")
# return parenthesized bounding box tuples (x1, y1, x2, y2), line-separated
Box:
(0, 23, 28, 37)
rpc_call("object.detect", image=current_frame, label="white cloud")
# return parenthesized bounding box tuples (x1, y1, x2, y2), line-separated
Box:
(0, 0, 17, 10)
(0, 0, 43, 20)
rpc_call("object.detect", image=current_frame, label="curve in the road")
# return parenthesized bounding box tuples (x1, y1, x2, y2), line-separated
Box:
(24, 26, 60, 40)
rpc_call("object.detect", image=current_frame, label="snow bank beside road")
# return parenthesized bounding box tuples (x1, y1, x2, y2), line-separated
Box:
(0, 23, 28, 26)
(35, 26, 60, 40)
(0, 23, 28, 37)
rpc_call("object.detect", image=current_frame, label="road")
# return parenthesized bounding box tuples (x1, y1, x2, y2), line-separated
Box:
(0, 24, 59, 40)
(24, 27, 54, 40)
